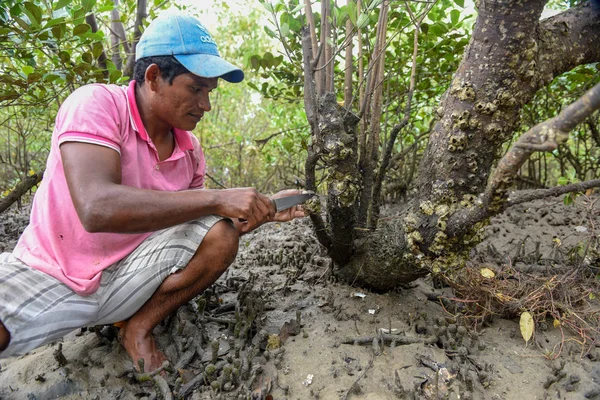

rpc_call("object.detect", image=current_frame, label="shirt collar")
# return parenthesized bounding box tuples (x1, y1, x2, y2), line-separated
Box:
(126, 80, 195, 152)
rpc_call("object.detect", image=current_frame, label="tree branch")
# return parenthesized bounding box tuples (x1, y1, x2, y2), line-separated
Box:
(447, 82, 600, 237)
(537, 4, 600, 88)
(123, 0, 147, 78)
(369, 1, 432, 227)
(507, 179, 600, 206)
(255, 125, 309, 148)
(302, 25, 332, 250)
(0, 171, 44, 214)
(85, 13, 108, 75)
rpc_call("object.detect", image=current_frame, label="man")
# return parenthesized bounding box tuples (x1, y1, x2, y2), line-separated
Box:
(0, 13, 304, 371)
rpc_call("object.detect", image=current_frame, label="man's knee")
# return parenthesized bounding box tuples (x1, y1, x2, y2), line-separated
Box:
(202, 219, 239, 265)
(0, 320, 10, 351)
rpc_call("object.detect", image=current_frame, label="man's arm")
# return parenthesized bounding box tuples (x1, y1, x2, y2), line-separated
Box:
(60, 142, 276, 234)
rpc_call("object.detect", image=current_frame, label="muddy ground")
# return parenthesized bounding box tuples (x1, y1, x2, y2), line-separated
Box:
(0, 195, 598, 400)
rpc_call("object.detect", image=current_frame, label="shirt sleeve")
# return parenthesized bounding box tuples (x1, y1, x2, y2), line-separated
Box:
(55, 84, 124, 154)
(189, 142, 206, 189)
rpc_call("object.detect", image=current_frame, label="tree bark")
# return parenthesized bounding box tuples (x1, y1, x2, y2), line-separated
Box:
(85, 13, 108, 76)
(123, 0, 147, 78)
(332, 1, 600, 290)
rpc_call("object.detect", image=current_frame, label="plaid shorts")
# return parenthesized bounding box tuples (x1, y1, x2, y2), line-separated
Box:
(0, 215, 223, 358)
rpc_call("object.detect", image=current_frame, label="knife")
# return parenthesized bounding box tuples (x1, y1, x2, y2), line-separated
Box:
(272, 192, 315, 212)
(238, 192, 315, 222)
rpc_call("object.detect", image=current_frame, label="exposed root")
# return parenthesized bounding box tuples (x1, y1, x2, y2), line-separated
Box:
(443, 263, 600, 356)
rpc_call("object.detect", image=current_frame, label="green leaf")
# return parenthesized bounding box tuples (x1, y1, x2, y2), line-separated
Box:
(280, 22, 290, 38)
(563, 194, 573, 206)
(264, 26, 276, 39)
(13, 16, 31, 31)
(291, 3, 304, 13)
(557, 176, 569, 185)
(250, 55, 260, 70)
(43, 17, 66, 29)
(109, 69, 122, 83)
(429, 22, 448, 36)
(96, 4, 114, 12)
(82, 0, 96, 13)
(73, 23, 90, 36)
(357, 13, 368, 29)
(10, 4, 22, 18)
(27, 72, 42, 84)
(366, 0, 383, 12)
(82, 52, 93, 63)
(454, 0, 464, 7)
(52, 23, 65, 39)
(450, 9, 460, 25)
(53, 0, 72, 11)
(92, 42, 104, 59)
(22, 65, 34, 76)
(23, 2, 43, 25)
(58, 50, 70, 63)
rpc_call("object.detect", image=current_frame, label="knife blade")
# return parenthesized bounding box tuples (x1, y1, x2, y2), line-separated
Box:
(271, 192, 315, 212)
(238, 192, 315, 222)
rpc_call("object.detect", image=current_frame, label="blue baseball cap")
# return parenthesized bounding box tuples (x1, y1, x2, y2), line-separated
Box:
(136, 13, 244, 83)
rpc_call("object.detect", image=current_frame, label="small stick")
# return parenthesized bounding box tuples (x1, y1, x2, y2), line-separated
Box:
(341, 357, 374, 400)
(341, 335, 438, 346)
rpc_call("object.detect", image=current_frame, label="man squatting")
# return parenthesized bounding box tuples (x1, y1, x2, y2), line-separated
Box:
(0, 13, 305, 371)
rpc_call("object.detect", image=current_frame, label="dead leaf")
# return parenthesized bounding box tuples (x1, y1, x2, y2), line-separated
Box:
(495, 292, 514, 302)
(520, 312, 534, 343)
(280, 319, 301, 342)
(480, 267, 495, 279)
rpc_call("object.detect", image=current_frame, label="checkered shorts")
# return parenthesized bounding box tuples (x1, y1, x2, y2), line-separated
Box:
(0, 215, 223, 358)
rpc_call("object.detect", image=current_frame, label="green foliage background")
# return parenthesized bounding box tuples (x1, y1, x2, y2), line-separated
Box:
(0, 0, 598, 199)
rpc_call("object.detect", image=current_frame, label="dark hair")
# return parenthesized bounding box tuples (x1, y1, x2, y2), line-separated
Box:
(133, 56, 190, 85)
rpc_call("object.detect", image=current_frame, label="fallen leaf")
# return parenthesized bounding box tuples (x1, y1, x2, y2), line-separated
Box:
(495, 292, 514, 302)
(280, 319, 301, 342)
(520, 312, 534, 343)
(480, 267, 495, 279)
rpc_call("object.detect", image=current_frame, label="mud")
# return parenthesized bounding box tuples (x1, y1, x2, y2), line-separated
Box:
(0, 195, 598, 399)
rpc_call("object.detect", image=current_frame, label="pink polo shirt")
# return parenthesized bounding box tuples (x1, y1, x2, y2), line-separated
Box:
(13, 81, 206, 296)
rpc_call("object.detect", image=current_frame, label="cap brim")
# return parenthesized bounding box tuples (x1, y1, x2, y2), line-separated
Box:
(175, 54, 244, 83)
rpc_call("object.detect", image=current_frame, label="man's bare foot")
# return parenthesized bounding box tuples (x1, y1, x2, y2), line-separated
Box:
(118, 321, 167, 372)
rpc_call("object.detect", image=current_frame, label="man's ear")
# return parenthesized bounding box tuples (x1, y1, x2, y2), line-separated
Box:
(144, 64, 162, 91)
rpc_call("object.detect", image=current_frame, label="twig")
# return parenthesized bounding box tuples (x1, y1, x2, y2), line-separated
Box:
(177, 372, 205, 398)
(205, 172, 228, 189)
(507, 179, 600, 206)
(341, 334, 438, 345)
(255, 125, 309, 148)
(341, 357, 374, 400)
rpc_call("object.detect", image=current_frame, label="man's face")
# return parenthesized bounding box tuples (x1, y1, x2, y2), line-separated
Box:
(152, 72, 218, 131)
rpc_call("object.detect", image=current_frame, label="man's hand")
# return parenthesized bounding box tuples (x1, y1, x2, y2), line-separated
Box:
(270, 189, 308, 222)
(214, 188, 276, 233)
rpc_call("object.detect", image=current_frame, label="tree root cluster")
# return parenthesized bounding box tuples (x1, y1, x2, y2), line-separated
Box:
(340, 313, 493, 399)
(443, 263, 600, 357)
(111, 274, 295, 400)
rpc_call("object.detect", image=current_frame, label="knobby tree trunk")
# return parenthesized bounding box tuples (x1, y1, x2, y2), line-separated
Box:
(305, 0, 600, 290)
